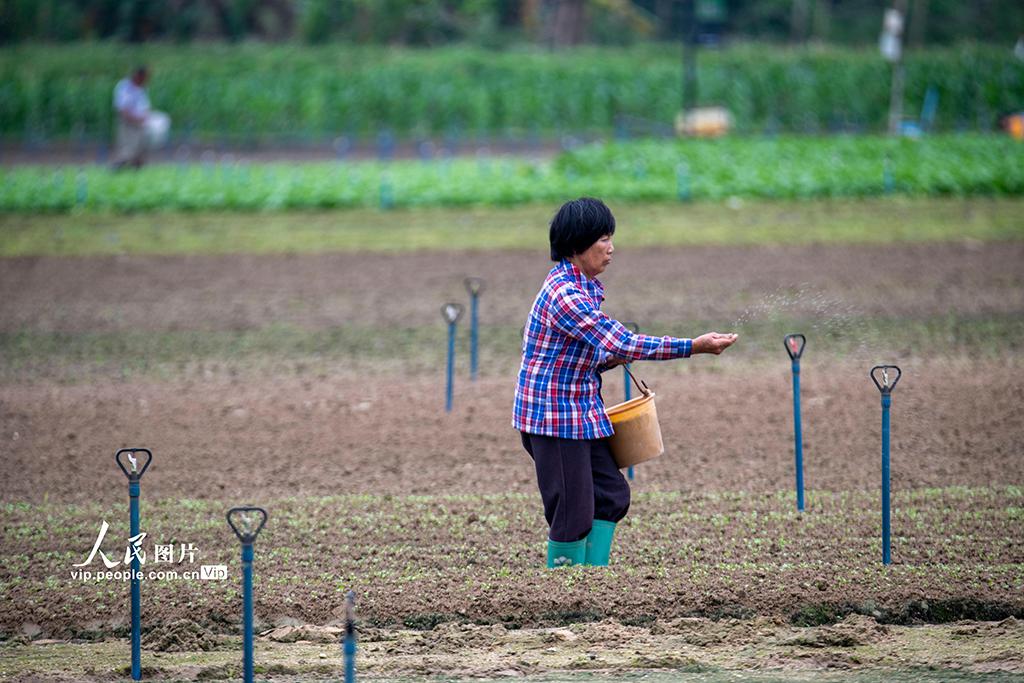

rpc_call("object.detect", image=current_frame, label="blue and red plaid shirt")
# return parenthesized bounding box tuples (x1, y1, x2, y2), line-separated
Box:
(513, 260, 692, 440)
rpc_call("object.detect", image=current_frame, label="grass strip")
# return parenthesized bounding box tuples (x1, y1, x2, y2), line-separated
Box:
(1, 197, 1022, 257)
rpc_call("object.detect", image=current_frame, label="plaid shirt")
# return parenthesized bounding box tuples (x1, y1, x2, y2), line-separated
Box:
(513, 260, 692, 440)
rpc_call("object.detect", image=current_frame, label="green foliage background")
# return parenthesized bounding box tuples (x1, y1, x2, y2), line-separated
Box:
(4, 0, 1023, 46)
(2, 44, 1021, 142)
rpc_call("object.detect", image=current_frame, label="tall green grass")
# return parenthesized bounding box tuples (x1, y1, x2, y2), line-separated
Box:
(1, 43, 1020, 141)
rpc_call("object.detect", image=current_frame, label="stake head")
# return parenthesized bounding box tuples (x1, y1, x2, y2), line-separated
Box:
(441, 302, 464, 325)
(345, 590, 356, 617)
(345, 590, 357, 635)
(227, 506, 268, 545)
(463, 277, 486, 297)
(870, 365, 902, 395)
(115, 448, 152, 480)
(784, 334, 806, 361)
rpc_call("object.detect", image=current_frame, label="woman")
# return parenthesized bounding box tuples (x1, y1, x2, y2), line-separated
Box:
(513, 197, 738, 568)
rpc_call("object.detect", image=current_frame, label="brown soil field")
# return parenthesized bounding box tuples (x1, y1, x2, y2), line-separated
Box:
(1, 364, 1022, 504)
(1, 484, 1022, 632)
(1, 484, 1022, 678)
(1, 241, 1021, 333)
(1, 242, 1022, 680)
(1, 242, 1022, 503)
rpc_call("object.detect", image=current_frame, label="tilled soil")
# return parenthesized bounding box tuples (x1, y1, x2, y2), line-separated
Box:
(0, 361, 1022, 503)
(2, 487, 1021, 640)
(1, 237, 1022, 503)
(1, 242, 1022, 333)
(1, 242, 1022, 678)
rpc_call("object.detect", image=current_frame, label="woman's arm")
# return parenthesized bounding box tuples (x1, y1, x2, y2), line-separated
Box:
(549, 283, 737, 361)
(548, 283, 692, 361)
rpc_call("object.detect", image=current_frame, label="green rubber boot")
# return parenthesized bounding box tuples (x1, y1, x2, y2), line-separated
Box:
(547, 538, 587, 568)
(584, 520, 617, 566)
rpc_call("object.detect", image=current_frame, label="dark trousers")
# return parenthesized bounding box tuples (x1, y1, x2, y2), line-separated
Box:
(520, 432, 631, 543)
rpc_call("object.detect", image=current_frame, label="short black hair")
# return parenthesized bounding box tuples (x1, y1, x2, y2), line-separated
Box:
(549, 197, 615, 262)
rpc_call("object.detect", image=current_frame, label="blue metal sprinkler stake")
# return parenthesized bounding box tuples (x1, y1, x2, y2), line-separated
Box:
(676, 163, 691, 202)
(227, 507, 269, 683)
(115, 448, 152, 681)
(464, 278, 486, 382)
(622, 322, 640, 481)
(871, 365, 902, 565)
(76, 172, 88, 207)
(441, 303, 465, 412)
(883, 155, 895, 194)
(784, 335, 807, 512)
(343, 590, 357, 682)
(379, 173, 395, 210)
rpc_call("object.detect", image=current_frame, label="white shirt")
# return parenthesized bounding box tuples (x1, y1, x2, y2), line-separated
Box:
(113, 78, 150, 119)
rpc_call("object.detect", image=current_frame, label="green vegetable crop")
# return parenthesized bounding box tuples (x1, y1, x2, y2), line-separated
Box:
(1, 134, 1020, 213)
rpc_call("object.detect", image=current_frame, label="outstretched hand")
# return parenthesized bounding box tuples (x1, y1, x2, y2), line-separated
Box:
(693, 332, 739, 355)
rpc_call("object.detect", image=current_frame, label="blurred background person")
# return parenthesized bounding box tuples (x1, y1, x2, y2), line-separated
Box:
(111, 66, 152, 170)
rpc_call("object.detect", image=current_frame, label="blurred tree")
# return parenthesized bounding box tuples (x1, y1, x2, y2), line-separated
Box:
(908, 0, 927, 47)
(811, 0, 831, 42)
(790, 0, 809, 43)
(592, 0, 656, 44)
(496, 0, 521, 28)
(169, 0, 202, 41)
(543, 0, 586, 46)
(205, 0, 294, 41)
(539, 0, 657, 46)
(300, 0, 343, 43)
(652, 0, 673, 39)
(1, 0, 1022, 45)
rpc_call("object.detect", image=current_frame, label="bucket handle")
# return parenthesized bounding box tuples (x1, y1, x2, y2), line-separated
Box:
(623, 365, 652, 397)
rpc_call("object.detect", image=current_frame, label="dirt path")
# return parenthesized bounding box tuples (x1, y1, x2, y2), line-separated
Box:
(0, 138, 566, 167)
(2, 616, 1022, 681)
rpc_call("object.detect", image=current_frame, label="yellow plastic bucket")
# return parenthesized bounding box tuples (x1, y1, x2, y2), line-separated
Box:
(606, 391, 664, 469)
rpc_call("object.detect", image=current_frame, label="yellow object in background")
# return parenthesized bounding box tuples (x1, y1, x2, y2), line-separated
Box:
(675, 107, 732, 138)
(1008, 114, 1024, 141)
